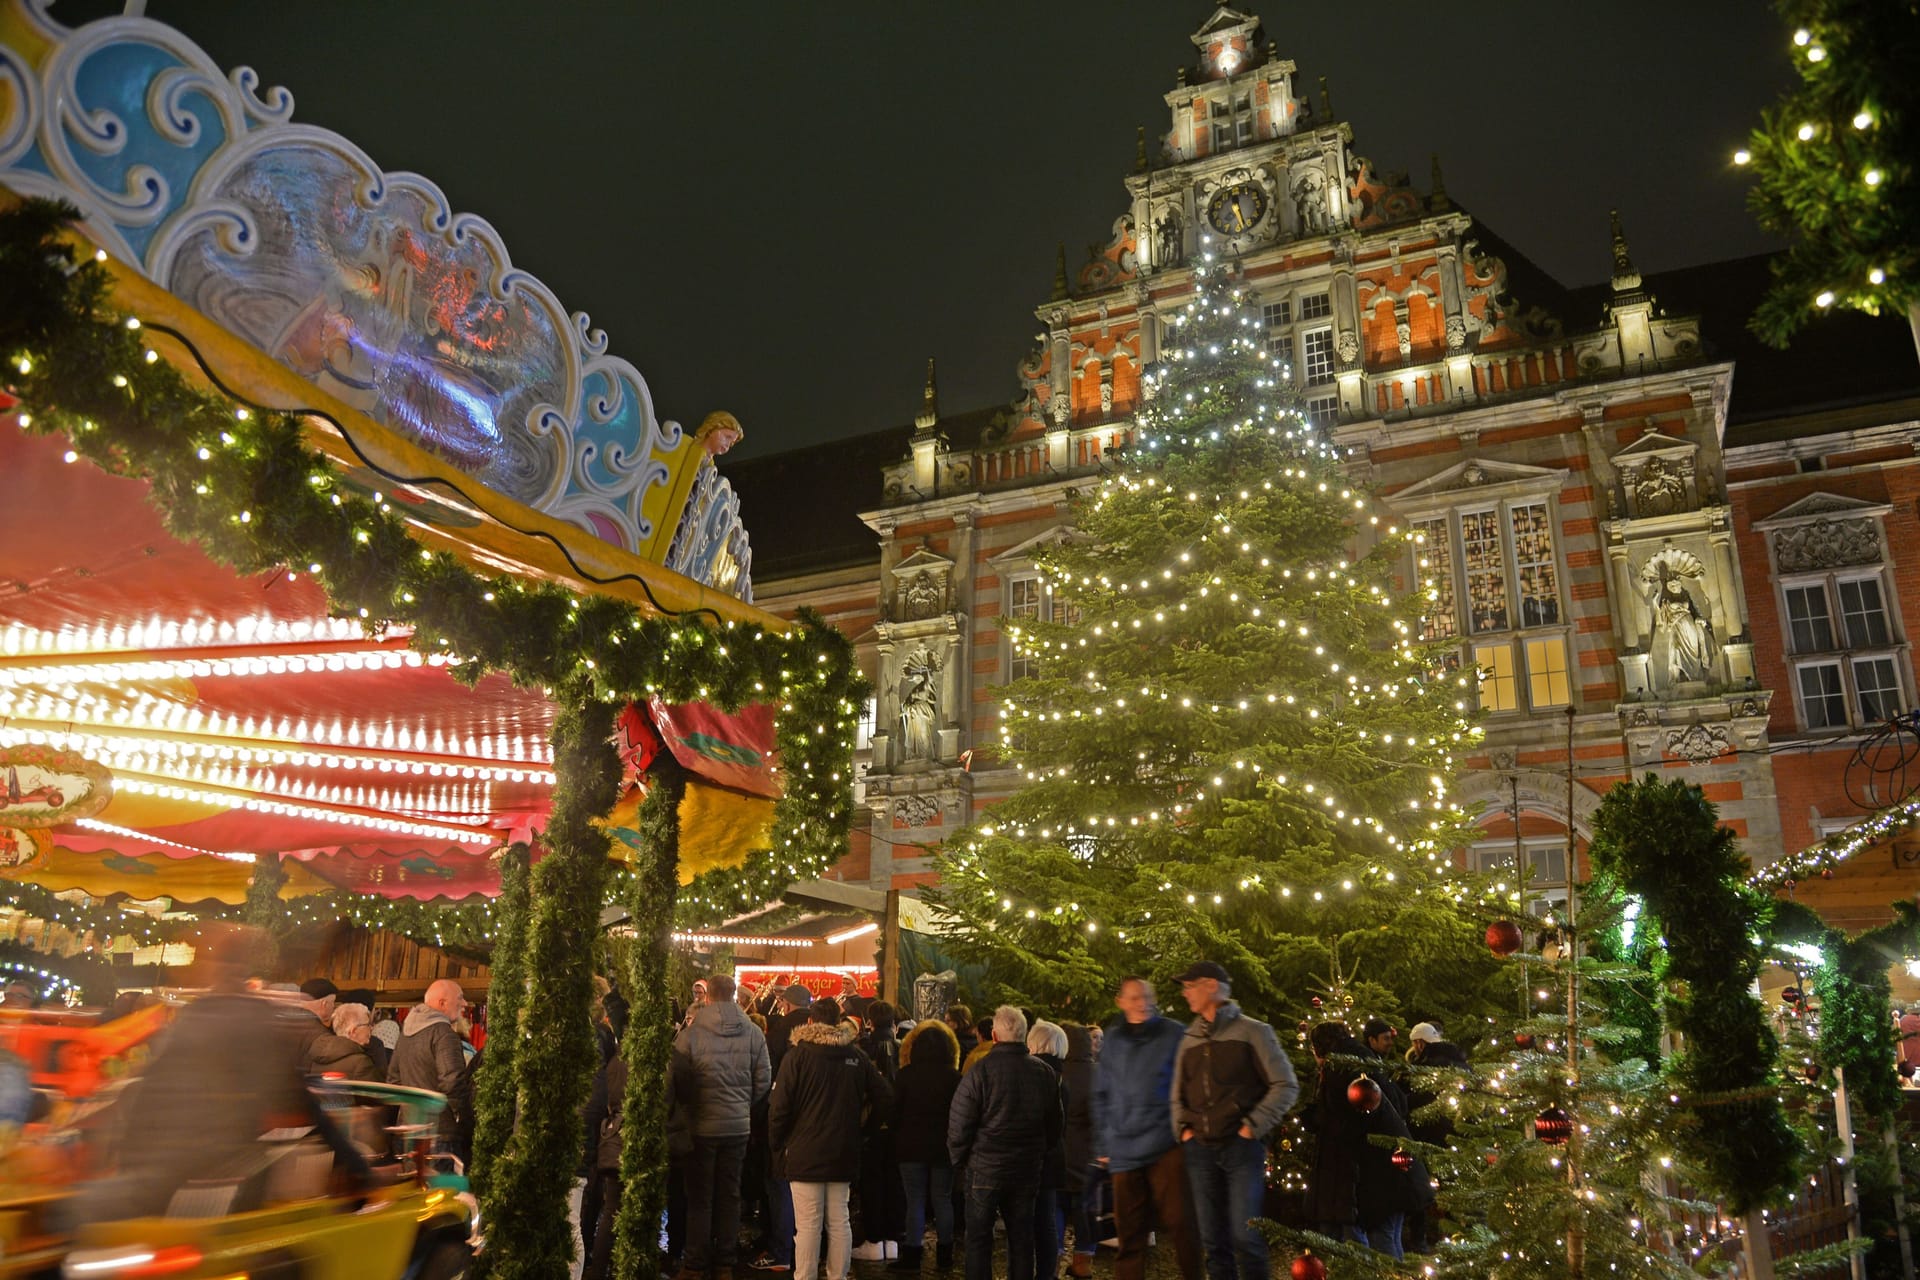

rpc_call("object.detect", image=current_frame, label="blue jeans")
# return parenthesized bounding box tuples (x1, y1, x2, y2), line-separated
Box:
(1345, 1216, 1404, 1260)
(1032, 1188, 1065, 1280)
(900, 1162, 954, 1246)
(1182, 1137, 1268, 1280)
(770, 1175, 795, 1266)
(964, 1183, 1036, 1280)
(1070, 1168, 1101, 1256)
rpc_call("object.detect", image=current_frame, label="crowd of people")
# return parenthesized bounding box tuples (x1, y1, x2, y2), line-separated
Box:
(574, 960, 1469, 1280)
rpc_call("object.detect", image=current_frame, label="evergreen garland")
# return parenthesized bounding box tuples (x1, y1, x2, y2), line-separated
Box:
(1586, 773, 1801, 1214)
(480, 687, 620, 1280)
(240, 856, 289, 973)
(613, 758, 687, 1280)
(1770, 897, 1915, 1121)
(469, 843, 531, 1206)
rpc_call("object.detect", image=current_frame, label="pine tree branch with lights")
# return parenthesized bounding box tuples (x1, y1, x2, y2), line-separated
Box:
(1736, 0, 1920, 356)
(928, 243, 1505, 1024)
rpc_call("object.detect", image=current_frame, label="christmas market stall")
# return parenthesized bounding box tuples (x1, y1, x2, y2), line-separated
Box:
(0, 3, 865, 1276)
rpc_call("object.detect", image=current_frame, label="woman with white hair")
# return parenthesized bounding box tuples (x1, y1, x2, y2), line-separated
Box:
(1025, 1021, 1072, 1280)
(306, 1001, 380, 1081)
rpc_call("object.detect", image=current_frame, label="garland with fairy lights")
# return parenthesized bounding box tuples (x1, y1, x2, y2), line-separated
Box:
(0, 200, 863, 1278)
(467, 843, 529, 1207)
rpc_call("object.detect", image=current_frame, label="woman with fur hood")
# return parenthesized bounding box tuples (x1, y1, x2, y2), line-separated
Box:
(890, 1018, 962, 1272)
(769, 998, 894, 1280)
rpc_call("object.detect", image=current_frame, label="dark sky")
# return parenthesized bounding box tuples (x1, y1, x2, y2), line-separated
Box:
(76, 2, 1793, 458)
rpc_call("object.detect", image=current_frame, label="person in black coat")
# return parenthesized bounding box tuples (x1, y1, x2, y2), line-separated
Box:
(1400, 1023, 1469, 1253)
(891, 1020, 961, 1272)
(947, 1007, 1064, 1280)
(1304, 1023, 1426, 1262)
(855, 1002, 905, 1260)
(1059, 1024, 1099, 1278)
(770, 999, 893, 1280)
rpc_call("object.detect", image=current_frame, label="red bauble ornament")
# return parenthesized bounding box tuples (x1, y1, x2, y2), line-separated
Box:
(1347, 1074, 1383, 1114)
(1534, 1105, 1573, 1145)
(1485, 919, 1524, 957)
(1289, 1254, 1327, 1280)
(1822, 867, 1835, 880)
(1391, 1146, 1414, 1171)
(1514, 1031, 1537, 1050)
(1310, 996, 1323, 1009)
(1784, 878, 1797, 891)
(1781, 986, 1802, 1005)
(1296, 1019, 1311, 1033)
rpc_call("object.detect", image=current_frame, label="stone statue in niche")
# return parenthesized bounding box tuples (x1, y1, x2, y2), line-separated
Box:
(903, 571, 942, 620)
(1292, 169, 1329, 234)
(1632, 457, 1689, 517)
(899, 644, 945, 762)
(1100, 378, 1114, 416)
(1639, 547, 1718, 690)
(1155, 208, 1183, 266)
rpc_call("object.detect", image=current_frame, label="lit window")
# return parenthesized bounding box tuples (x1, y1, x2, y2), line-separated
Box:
(1525, 636, 1571, 708)
(1475, 641, 1518, 712)
(1008, 577, 1042, 682)
(855, 697, 877, 752)
(1461, 510, 1510, 633)
(1839, 578, 1891, 648)
(1510, 503, 1560, 626)
(1414, 517, 1456, 641)
(1302, 328, 1335, 385)
(1784, 584, 1835, 652)
(1471, 843, 1570, 918)
(1798, 662, 1847, 729)
(1854, 656, 1902, 723)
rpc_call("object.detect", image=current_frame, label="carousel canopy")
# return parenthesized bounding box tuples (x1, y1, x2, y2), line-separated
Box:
(0, 1, 850, 919)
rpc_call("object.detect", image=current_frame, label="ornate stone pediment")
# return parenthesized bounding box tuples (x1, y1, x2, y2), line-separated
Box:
(987, 524, 1078, 567)
(1754, 493, 1889, 575)
(888, 548, 956, 622)
(1387, 458, 1568, 514)
(1610, 431, 1699, 520)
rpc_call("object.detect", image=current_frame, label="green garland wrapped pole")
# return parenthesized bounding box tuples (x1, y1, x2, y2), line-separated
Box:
(481, 689, 621, 1280)
(470, 842, 532, 1207)
(1588, 774, 1803, 1258)
(240, 855, 289, 976)
(613, 757, 687, 1280)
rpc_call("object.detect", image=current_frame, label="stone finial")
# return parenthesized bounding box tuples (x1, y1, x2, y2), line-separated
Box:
(1051, 242, 1070, 301)
(1609, 208, 1642, 292)
(1430, 154, 1451, 211)
(1318, 75, 1333, 119)
(914, 357, 939, 432)
(1135, 125, 1149, 173)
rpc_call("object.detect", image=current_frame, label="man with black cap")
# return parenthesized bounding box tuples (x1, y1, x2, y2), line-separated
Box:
(1170, 962, 1298, 1280)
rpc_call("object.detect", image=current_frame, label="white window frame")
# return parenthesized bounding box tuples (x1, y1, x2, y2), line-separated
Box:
(1262, 287, 1335, 391)
(1471, 838, 1574, 919)
(1778, 566, 1910, 732)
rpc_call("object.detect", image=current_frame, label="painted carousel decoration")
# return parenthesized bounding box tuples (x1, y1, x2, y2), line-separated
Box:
(0, 0, 752, 599)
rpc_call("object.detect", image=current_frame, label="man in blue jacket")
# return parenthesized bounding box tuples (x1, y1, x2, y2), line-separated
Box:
(1092, 977, 1203, 1280)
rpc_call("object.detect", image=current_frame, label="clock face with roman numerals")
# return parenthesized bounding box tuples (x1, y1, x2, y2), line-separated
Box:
(1206, 181, 1268, 235)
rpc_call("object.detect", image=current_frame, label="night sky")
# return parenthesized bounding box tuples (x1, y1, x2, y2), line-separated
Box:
(72, 2, 1793, 458)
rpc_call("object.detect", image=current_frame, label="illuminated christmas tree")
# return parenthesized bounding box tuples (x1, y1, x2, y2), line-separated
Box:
(1736, 0, 1920, 356)
(928, 242, 1504, 1022)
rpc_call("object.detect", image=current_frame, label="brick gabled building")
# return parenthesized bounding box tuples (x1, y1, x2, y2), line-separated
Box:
(724, 6, 1920, 909)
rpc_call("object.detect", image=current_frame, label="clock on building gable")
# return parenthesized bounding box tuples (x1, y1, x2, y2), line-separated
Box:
(1207, 180, 1268, 234)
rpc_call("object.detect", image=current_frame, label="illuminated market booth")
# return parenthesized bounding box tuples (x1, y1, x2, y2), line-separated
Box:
(0, 0, 863, 1267)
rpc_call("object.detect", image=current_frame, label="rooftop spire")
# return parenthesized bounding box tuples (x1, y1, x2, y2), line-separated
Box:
(1430, 153, 1451, 212)
(1051, 242, 1070, 301)
(1135, 125, 1149, 173)
(914, 357, 939, 432)
(1318, 75, 1333, 119)
(1609, 208, 1642, 292)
